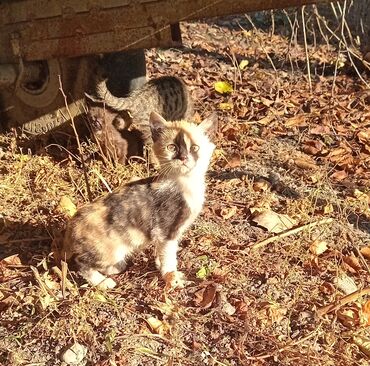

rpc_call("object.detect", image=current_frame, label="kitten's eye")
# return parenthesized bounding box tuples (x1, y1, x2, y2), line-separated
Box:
(190, 145, 199, 152)
(167, 144, 177, 153)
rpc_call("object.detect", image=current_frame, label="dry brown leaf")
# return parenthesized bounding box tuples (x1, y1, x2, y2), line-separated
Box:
(301, 139, 325, 155)
(226, 153, 241, 168)
(0, 254, 22, 267)
(194, 284, 217, 309)
(309, 125, 332, 135)
(252, 210, 296, 233)
(362, 300, 370, 326)
(343, 255, 362, 273)
(0, 294, 17, 312)
(330, 170, 348, 181)
(57, 196, 77, 218)
(319, 282, 335, 295)
(360, 247, 370, 260)
(309, 240, 328, 255)
(256, 114, 275, 126)
(221, 126, 239, 142)
(358, 129, 370, 145)
(252, 179, 271, 192)
(293, 158, 317, 170)
(284, 114, 307, 127)
(258, 301, 287, 325)
(217, 206, 238, 220)
(337, 305, 361, 328)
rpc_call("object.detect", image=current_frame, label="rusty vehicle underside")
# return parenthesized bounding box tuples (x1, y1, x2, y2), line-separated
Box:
(0, 0, 327, 135)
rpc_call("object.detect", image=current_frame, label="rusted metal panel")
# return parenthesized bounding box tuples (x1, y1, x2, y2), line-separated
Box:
(0, 0, 329, 63)
(23, 26, 178, 61)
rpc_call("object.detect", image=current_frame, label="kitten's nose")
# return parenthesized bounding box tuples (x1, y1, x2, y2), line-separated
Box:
(179, 154, 188, 163)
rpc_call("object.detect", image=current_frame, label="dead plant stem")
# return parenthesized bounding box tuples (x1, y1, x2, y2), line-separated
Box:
(0, 237, 50, 245)
(301, 6, 312, 93)
(58, 76, 92, 202)
(318, 287, 370, 317)
(250, 218, 333, 250)
(243, 324, 322, 360)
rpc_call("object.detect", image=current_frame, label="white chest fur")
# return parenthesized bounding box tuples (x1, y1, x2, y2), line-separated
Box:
(177, 175, 205, 218)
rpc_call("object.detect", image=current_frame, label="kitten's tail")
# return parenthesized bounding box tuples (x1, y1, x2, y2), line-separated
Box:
(95, 76, 129, 111)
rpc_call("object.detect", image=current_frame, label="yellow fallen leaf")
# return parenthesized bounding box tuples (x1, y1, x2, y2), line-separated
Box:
(58, 196, 77, 218)
(39, 293, 55, 310)
(309, 240, 328, 255)
(353, 336, 370, 357)
(218, 102, 233, 110)
(214, 81, 233, 94)
(146, 316, 169, 336)
(239, 59, 249, 70)
(93, 293, 108, 303)
(353, 189, 370, 204)
(323, 204, 334, 214)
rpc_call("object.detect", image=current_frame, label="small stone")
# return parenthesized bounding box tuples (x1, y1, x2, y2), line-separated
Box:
(222, 302, 236, 316)
(61, 343, 87, 365)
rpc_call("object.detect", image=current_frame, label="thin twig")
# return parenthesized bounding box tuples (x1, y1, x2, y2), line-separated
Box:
(243, 324, 322, 360)
(90, 168, 113, 193)
(301, 6, 312, 93)
(314, 6, 370, 87)
(243, 15, 278, 74)
(0, 237, 50, 245)
(51, 264, 75, 295)
(317, 287, 370, 317)
(58, 76, 93, 202)
(250, 218, 334, 250)
(331, 0, 347, 96)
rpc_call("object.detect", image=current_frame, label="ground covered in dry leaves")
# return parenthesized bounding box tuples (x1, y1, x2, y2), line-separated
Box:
(1, 15, 370, 366)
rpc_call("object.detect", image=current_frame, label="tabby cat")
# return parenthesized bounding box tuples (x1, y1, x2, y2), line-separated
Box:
(86, 75, 193, 162)
(61, 111, 217, 289)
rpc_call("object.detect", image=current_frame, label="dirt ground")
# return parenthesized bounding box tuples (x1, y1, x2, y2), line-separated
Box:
(1, 15, 370, 366)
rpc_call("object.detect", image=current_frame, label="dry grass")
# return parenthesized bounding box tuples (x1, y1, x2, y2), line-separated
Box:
(1, 15, 370, 366)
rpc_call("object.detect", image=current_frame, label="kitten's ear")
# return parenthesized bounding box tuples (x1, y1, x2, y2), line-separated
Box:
(149, 112, 167, 141)
(198, 112, 218, 138)
(113, 110, 133, 131)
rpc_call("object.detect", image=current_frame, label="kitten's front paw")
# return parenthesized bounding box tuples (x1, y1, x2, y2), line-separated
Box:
(163, 271, 185, 291)
(97, 278, 117, 290)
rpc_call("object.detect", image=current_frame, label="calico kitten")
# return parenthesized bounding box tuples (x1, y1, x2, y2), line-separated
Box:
(61, 111, 217, 289)
(88, 75, 194, 152)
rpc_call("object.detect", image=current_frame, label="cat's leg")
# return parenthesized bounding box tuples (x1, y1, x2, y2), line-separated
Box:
(80, 267, 117, 289)
(105, 260, 127, 275)
(155, 240, 185, 289)
(75, 256, 117, 289)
